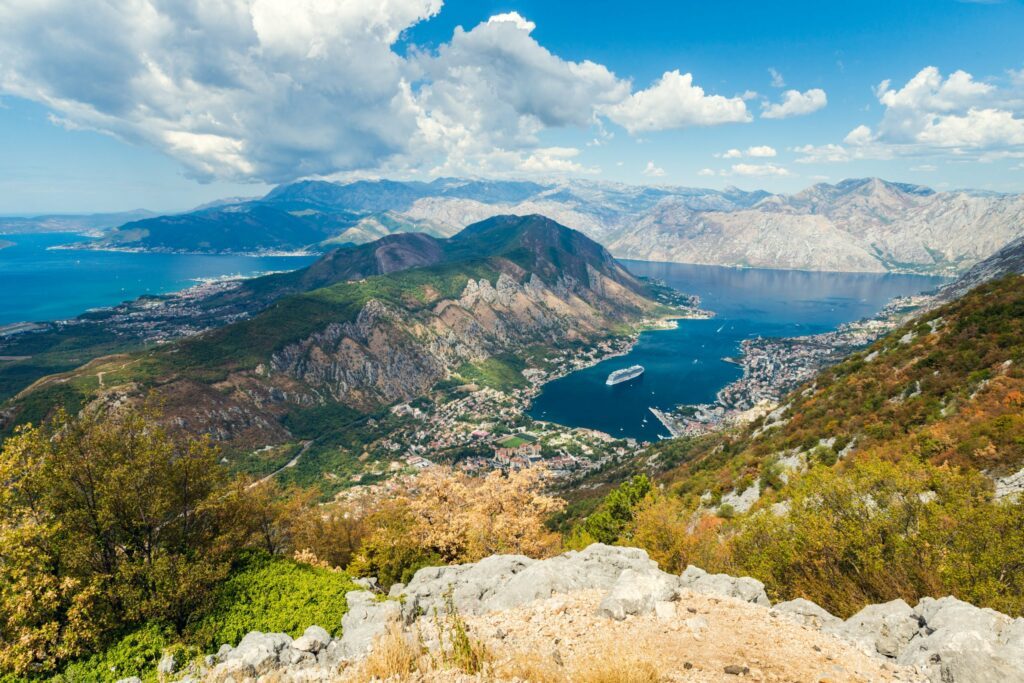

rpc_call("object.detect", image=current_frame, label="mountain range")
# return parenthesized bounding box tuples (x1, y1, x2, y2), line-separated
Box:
(83, 177, 1024, 275)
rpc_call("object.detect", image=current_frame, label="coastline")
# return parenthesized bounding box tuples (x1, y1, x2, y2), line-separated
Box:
(49, 242, 319, 258)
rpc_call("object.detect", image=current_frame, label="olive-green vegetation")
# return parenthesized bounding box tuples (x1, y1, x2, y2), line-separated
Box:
(188, 553, 357, 651)
(573, 275, 1024, 618)
(0, 407, 360, 680)
(453, 354, 528, 392)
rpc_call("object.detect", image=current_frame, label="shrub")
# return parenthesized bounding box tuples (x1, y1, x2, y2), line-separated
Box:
(188, 553, 357, 650)
(351, 468, 564, 588)
(570, 475, 652, 546)
(52, 623, 171, 683)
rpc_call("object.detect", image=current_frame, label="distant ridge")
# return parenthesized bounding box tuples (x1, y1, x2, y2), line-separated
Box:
(71, 177, 1024, 276)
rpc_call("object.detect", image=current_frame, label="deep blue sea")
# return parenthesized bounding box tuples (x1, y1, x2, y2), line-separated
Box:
(0, 233, 316, 325)
(529, 261, 948, 442)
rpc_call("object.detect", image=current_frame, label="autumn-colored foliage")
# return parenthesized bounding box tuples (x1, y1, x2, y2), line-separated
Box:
(350, 468, 565, 587)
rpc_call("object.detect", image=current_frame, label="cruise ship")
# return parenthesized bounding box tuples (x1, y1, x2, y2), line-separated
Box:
(606, 364, 644, 386)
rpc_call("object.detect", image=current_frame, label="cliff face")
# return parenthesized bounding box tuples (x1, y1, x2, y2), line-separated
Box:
(268, 268, 637, 411)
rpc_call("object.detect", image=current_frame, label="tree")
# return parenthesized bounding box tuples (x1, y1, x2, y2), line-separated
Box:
(0, 406, 251, 674)
(350, 468, 565, 587)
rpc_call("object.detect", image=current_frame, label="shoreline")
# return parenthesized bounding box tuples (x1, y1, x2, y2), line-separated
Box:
(49, 243, 319, 258)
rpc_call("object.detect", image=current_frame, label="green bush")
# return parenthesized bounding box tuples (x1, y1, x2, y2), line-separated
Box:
(53, 623, 171, 683)
(188, 553, 358, 651)
(570, 475, 652, 546)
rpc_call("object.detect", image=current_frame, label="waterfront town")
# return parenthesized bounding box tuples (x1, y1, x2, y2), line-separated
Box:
(656, 292, 938, 436)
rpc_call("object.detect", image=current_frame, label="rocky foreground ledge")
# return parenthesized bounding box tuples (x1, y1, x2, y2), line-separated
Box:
(168, 545, 1021, 682)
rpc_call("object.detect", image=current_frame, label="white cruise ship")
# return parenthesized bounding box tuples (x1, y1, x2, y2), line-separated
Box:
(606, 364, 644, 386)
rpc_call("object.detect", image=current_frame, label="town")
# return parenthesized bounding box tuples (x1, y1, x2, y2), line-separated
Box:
(657, 292, 939, 436)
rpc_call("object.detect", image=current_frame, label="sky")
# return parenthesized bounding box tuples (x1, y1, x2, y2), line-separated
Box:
(1, 0, 1023, 214)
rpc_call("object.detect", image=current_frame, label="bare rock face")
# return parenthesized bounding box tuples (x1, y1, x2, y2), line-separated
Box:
(827, 599, 921, 658)
(268, 269, 620, 413)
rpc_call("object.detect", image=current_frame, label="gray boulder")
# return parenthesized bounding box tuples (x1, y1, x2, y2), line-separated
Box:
(114, 678, 142, 683)
(679, 565, 771, 607)
(157, 651, 179, 676)
(598, 567, 680, 620)
(895, 596, 1024, 682)
(827, 599, 920, 658)
(401, 553, 534, 617)
(398, 544, 664, 618)
(339, 590, 403, 660)
(292, 624, 330, 653)
(770, 598, 842, 629)
(209, 631, 293, 679)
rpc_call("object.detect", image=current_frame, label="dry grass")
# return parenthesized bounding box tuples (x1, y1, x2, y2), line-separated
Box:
(495, 650, 565, 683)
(491, 649, 661, 683)
(353, 624, 422, 681)
(572, 657, 661, 683)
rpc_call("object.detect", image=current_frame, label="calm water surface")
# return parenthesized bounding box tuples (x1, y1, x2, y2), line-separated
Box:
(0, 233, 316, 325)
(529, 261, 947, 441)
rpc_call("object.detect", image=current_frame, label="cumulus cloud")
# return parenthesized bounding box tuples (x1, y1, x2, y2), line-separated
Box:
(0, 1, 764, 183)
(643, 161, 666, 177)
(761, 88, 828, 119)
(728, 163, 790, 176)
(0, 0, 444, 182)
(746, 145, 777, 157)
(717, 146, 776, 159)
(410, 10, 630, 171)
(842, 66, 1024, 158)
(603, 70, 752, 133)
(769, 68, 786, 88)
(697, 167, 716, 177)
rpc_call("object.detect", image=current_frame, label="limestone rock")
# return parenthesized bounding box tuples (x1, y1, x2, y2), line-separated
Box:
(771, 598, 842, 629)
(827, 599, 919, 658)
(680, 565, 771, 607)
(291, 625, 330, 653)
(597, 568, 680, 620)
(339, 590, 402, 660)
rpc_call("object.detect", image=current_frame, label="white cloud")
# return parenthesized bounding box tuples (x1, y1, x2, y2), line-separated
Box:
(408, 10, 630, 175)
(643, 161, 666, 177)
(761, 88, 828, 119)
(769, 68, 786, 88)
(0, 1, 769, 182)
(911, 164, 938, 171)
(841, 66, 1024, 159)
(728, 163, 790, 176)
(697, 168, 716, 177)
(792, 143, 851, 163)
(746, 145, 777, 157)
(717, 146, 776, 159)
(603, 70, 751, 133)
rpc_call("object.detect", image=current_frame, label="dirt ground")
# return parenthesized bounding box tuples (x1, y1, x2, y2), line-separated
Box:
(402, 588, 925, 683)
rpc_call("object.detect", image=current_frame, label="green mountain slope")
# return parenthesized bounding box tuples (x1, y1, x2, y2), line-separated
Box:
(3, 216, 664, 449)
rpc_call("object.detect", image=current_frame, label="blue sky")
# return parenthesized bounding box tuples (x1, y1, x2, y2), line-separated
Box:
(1, 0, 1023, 214)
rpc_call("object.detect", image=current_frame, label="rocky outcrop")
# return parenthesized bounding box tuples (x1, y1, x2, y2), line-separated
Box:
(195, 545, 1023, 682)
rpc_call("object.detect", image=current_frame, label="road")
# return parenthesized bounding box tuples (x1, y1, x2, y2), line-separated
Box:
(248, 439, 312, 489)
